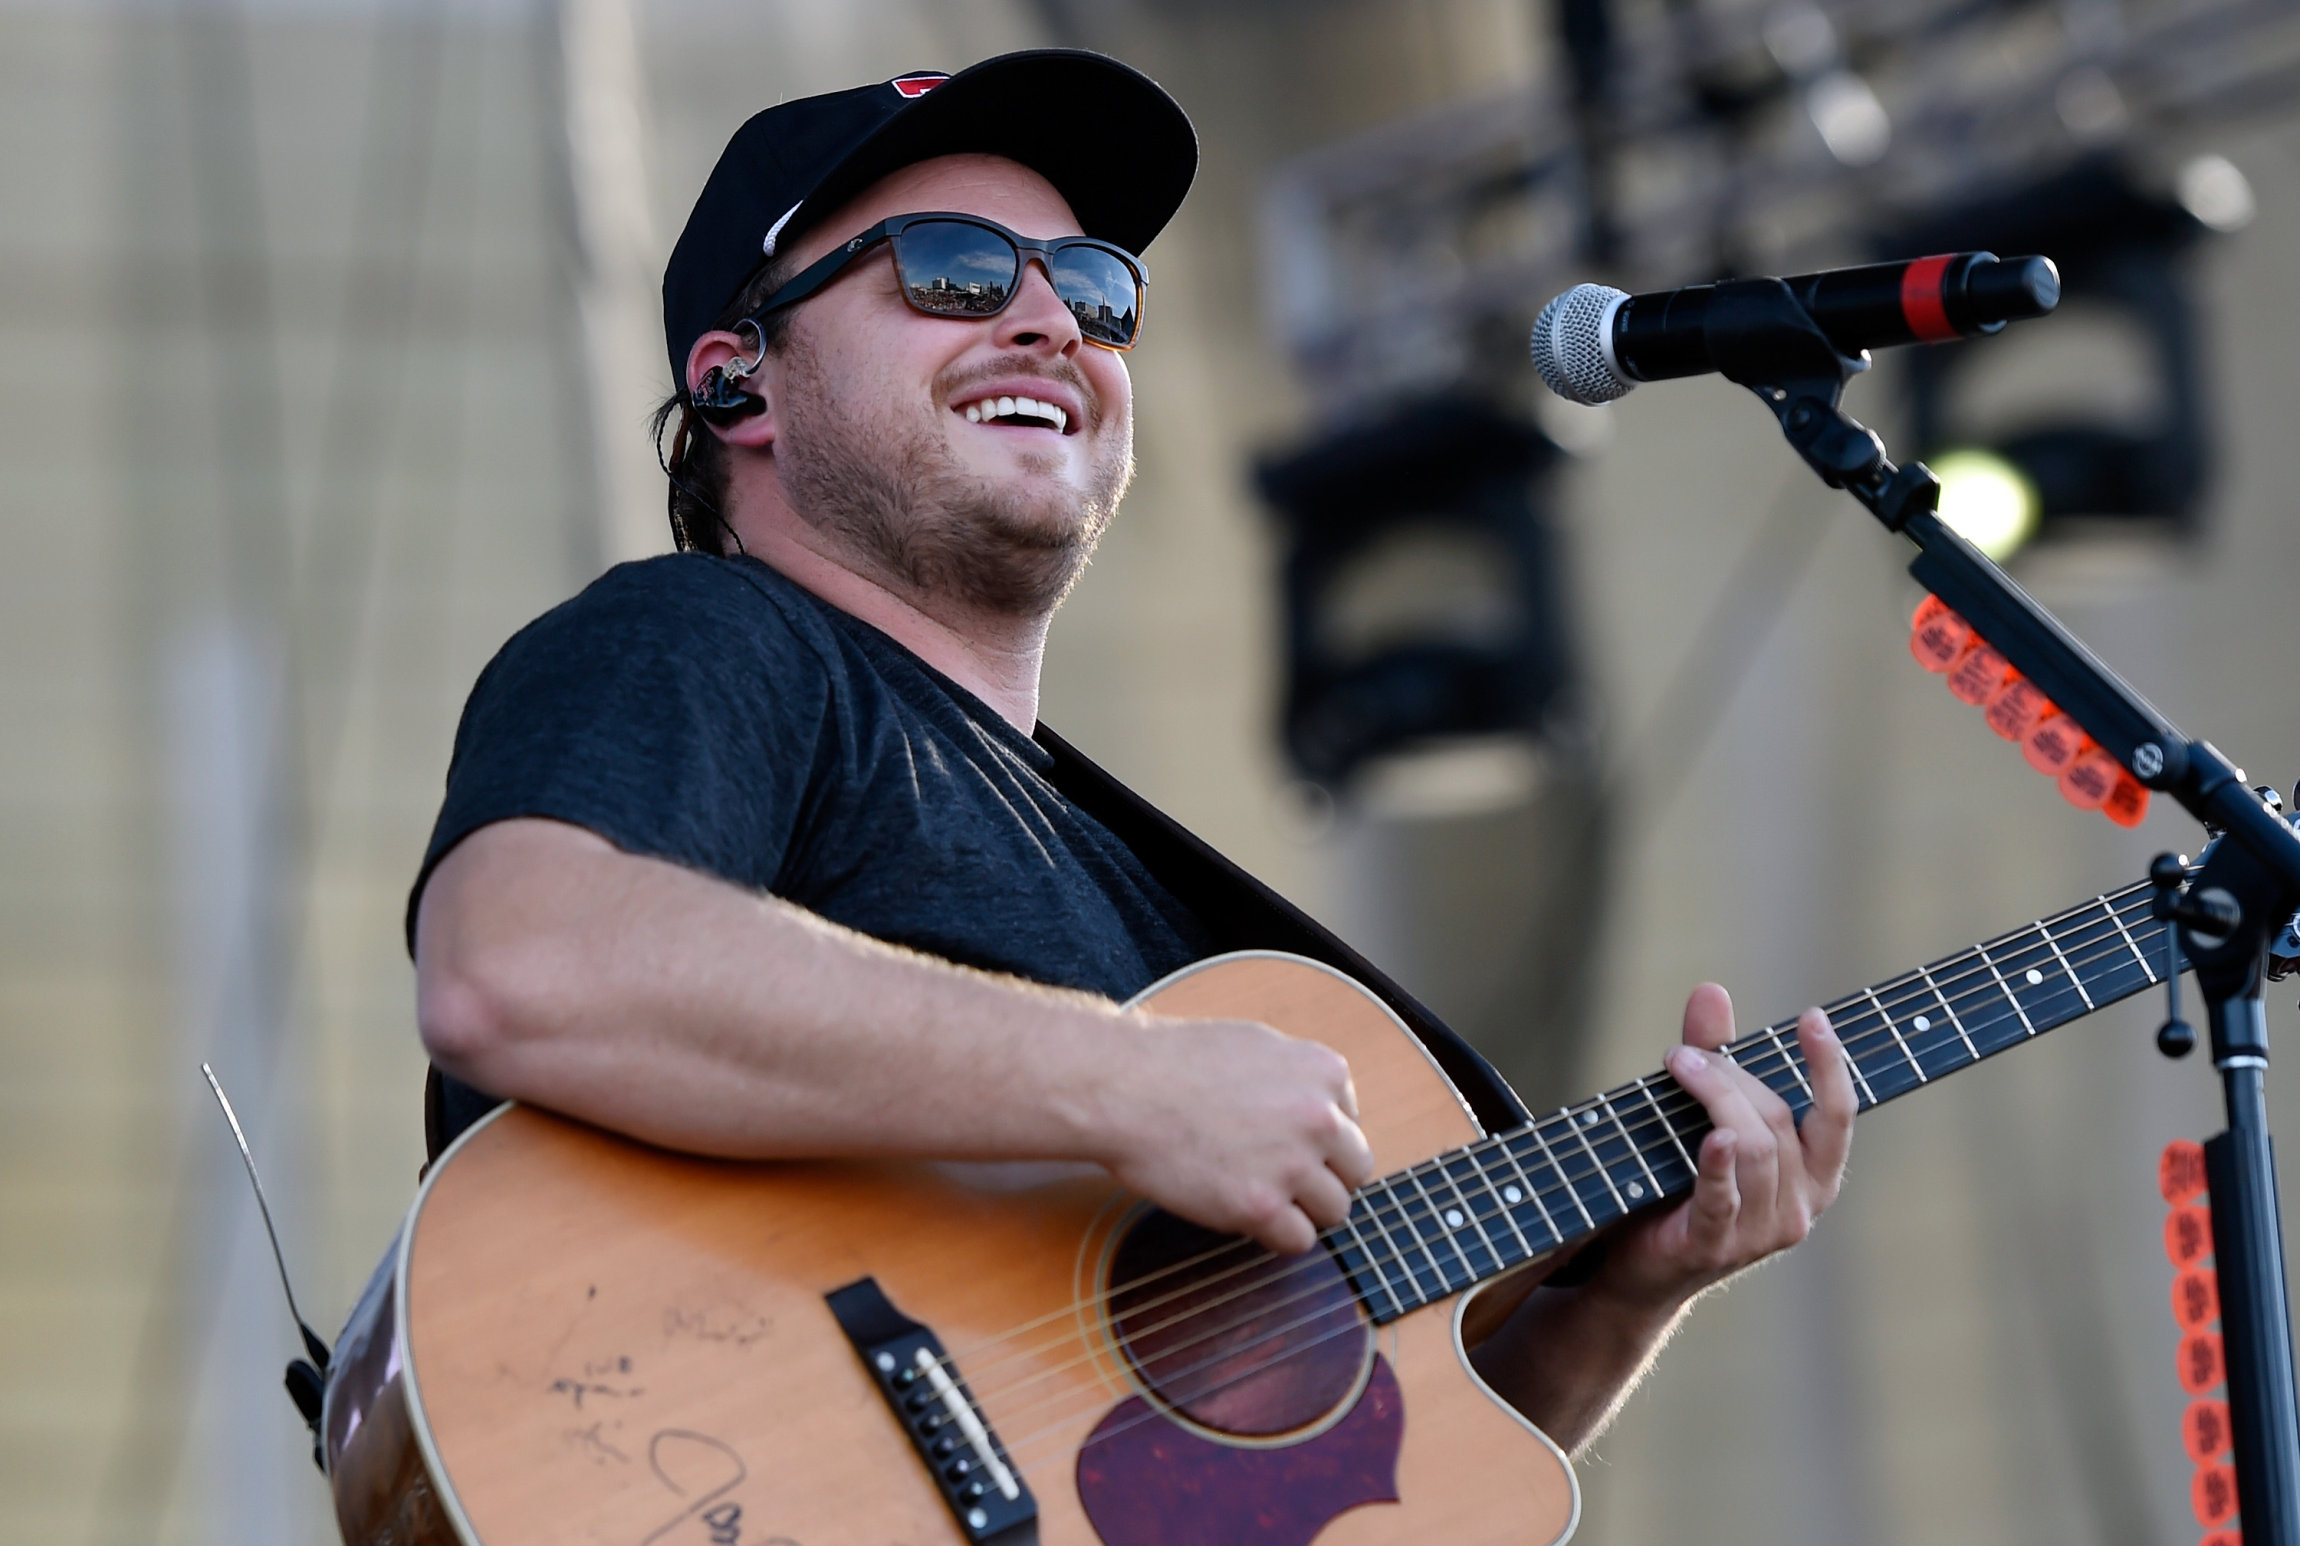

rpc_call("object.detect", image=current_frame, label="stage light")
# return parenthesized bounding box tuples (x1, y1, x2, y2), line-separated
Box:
(1931, 448, 2041, 560)
(1889, 154, 2239, 546)
(1255, 398, 1577, 788)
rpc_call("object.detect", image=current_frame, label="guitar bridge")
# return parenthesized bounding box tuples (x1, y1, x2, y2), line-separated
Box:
(826, 1277, 1039, 1545)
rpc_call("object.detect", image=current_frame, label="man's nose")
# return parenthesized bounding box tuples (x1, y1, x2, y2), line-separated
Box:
(992, 259, 1082, 356)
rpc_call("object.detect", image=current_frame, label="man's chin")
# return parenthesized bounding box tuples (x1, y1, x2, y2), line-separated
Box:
(948, 434, 1088, 490)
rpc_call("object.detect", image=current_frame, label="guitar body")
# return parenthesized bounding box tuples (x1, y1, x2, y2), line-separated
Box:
(326, 953, 1579, 1546)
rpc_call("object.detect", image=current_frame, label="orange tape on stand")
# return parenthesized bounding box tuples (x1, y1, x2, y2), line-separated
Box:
(2174, 1267, 2223, 1332)
(1946, 641, 2012, 704)
(2194, 1463, 2240, 1529)
(2167, 1204, 2215, 1268)
(2185, 1398, 2234, 1464)
(2180, 1330, 2228, 1394)
(1985, 679, 2052, 741)
(1907, 593, 2154, 828)
(2104, 774, 2152, 828)
(2164, 1141, 2210, 1205)
(2061, 746, 2123, 812)
(1910, 594, 1971, 671)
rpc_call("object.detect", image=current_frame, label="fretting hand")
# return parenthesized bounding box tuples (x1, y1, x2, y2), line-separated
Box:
(1594, 984, 1856, 1309)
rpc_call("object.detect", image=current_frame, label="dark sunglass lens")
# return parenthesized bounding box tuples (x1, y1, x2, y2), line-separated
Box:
(894, 222, 1017, 316)
(1049, 247, 1141, 346)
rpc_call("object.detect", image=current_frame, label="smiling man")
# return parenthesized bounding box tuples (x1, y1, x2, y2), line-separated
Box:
(408, 50, 1854, 1471)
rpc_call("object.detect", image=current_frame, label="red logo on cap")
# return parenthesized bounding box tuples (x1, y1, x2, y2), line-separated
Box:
(890, 74, 947, 99)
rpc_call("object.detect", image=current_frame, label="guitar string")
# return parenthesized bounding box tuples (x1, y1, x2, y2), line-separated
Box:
(930, 891, 2161, 1427)
(980, 895, 2171, 1469)
(961, 902, 2161, 1443)
(924, 880, 2163, 1390)
(927, 892, 2163, 1435)
(917, 888, 2161, 1416)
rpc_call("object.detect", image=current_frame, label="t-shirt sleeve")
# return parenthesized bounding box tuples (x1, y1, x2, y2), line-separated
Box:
(405, 556, 834, 950)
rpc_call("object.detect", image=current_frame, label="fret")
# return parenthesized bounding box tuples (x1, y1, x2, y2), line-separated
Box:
(1563, 1108, 1628, 1214)
(1863, 986, 1927, 1083)
(1366, 1180, 1446, 1307)
(1495, 1132, 1566, 1245)
(1525, 1120, 1598, 1231)
(2104, 892, 2160, 984)
(1916, 964, 1982, 1064)
(1631, 1074, 1700, 1175)
(1827, 1008, 1882, 1106)
(1973, 941, 2039, 1041)
(1339, 880, 2184, 1324)
(1337, 1210, 1407, 1320)
(1431, 1157, 1506, 1279)
(1596, 1094, 1663, 1205)
(1761, 1024, 1817, 1109)
(2036, 915, 2095, 1011)
(1398, 1172, 1470, 1294)
(1464, 1141, 1536, 1258)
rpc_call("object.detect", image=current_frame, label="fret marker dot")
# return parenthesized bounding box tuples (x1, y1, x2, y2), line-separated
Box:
(1443, 1208, 1465, 1228)
(2025, 968, 2044, 986)
(1627, 1181, 1646, 1200)
(1503, 1185, 1523, 1204)
(1913, 1014, 1932, 1032)
(1581, 1111, 1599, 1127)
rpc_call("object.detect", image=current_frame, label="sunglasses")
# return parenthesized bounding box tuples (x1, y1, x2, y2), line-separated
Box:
(747, 212, 1149, 350)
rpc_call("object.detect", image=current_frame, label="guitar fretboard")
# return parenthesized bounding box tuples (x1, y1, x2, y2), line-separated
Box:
(1330, 881, 2169, 1323)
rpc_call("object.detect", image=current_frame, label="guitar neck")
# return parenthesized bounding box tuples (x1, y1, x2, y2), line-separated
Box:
(1333, 879, 2170, 1323)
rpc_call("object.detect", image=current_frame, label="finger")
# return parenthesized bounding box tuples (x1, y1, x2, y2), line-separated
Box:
(1685, 1042, 1795, 1219)
(1256, 1205, 1318, 1257)
(1324, 1114, 1377, 1189)
(1666, 1043, 1768, 1148)
(1795, 1006, 1855, 1190)
(1684, 1128, 1741, 1258)
(1681, 982, 1736, 1052)
(1295, 1164, 1354, 1230)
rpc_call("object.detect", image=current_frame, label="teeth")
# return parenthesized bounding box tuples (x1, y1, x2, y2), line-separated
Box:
(956, 394, 1069, 431)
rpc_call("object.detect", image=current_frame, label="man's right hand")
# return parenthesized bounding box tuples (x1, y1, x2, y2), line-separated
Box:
(1097, 1015, 1376, 1256)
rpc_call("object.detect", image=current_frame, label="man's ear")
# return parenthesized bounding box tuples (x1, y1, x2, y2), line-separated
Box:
(685, 329, 776, 447)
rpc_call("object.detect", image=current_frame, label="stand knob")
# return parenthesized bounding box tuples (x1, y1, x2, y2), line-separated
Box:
(2159, 1018, 2198, 1059)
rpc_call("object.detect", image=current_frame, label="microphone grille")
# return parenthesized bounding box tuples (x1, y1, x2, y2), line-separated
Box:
(1532, 284, 1633, 405)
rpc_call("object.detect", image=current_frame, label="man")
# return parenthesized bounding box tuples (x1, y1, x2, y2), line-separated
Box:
(410, 50, 1853, 1461)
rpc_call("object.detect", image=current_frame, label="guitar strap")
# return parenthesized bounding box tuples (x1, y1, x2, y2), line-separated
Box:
(1031, 725, 1531, 1137)
(420, 728, 1533, 1163)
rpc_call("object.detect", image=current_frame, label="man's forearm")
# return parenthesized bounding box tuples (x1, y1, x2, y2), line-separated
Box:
(1468, 1280, 1690, 1456)
(413, 818, 1374, 1254)
(416, 818, 1141, 1164)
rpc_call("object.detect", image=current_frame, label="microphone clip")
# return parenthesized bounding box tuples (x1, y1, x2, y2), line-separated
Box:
(1701, 278, 1941, 529)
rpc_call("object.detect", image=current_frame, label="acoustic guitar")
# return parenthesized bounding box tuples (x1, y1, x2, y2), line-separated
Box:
(323, 875, 2178, 1546)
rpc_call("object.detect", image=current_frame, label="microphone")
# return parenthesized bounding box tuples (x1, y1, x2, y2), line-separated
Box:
(1533, 253, 2060, 405)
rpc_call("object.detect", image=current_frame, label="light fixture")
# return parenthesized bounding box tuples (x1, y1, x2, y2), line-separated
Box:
(1887, 154, 2244, 549)
(1255, 398, 1577, 788)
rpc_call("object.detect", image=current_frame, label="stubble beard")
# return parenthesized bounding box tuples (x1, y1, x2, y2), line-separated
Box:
(773, 336, 1134, 619)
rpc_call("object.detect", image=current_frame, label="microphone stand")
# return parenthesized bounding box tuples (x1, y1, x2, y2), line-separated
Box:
(1693, 277, 2300, 1546)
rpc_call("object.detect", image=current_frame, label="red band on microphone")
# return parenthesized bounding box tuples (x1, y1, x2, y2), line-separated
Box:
(1901, 254, 1958, 343)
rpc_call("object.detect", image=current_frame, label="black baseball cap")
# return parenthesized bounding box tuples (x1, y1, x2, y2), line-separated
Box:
(662, 50, 1198, 386)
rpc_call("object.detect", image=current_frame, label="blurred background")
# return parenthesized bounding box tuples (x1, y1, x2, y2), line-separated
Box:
(7, 0, 2300, 1540)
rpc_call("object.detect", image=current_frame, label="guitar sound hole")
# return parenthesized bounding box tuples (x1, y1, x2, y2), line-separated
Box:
(1106, 1210, 1371, 1439)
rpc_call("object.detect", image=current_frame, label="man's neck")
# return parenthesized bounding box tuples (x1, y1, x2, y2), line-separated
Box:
(736, 524, 1050, 734)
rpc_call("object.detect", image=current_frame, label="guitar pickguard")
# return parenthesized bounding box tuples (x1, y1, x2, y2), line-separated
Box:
(1074, 1355, 1403, 1546)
